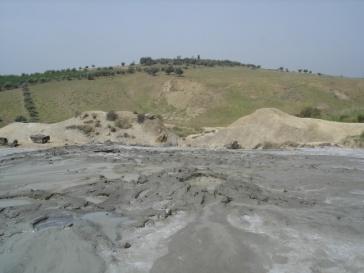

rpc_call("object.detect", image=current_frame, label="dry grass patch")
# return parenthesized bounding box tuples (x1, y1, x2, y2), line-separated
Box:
(66, 124, 94, 136)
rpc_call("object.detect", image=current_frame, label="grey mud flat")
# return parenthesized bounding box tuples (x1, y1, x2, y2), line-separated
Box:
(0, 145, 363, 273)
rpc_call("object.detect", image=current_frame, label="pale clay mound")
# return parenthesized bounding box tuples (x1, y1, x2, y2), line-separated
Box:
(1, 108, 363, 149)
(186, 108, 364, 148)
(0, 111, 177, 148)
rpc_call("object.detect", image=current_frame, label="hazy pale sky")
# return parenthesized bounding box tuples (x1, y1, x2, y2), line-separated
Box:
(0, 0, 363, 77)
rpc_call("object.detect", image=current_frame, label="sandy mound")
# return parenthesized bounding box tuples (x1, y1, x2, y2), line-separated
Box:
(186, 108, 364, 149)
(0, 111, 178, 148)
(2, 108, 363, 149)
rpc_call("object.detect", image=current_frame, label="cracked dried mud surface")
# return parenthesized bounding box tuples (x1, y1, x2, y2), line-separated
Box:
(0, 145, 363, 273)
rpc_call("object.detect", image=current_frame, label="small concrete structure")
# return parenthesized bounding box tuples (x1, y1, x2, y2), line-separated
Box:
(0, 137, 8, 146)
(30, 134, 50, 144)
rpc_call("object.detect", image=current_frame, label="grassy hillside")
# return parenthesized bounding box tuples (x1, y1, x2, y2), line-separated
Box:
(1, 66, 364, 132)
(0, 88, 29, 127)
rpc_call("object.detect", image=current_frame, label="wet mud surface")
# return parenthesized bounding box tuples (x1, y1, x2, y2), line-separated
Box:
(0, 145, 363, 273)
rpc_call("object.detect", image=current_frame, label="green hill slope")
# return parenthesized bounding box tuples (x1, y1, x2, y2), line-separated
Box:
(1, 67, 364, 132)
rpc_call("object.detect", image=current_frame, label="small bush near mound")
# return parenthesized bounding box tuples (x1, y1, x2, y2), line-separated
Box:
(95, 120, 101, 127)
(115, 117, 132, 129)
(66, 124, 94, 136)
(357, 114, 364, 123)
(137, 113, 145, 124)
(298, 107, 321, 118)
(343, 131, 364, 148)
(106, 111, 118, 121)
(332, 111, 364, 123)
(15, 115, 28, 123)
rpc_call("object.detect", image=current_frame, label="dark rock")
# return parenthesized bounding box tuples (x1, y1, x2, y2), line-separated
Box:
(221, 196, 233, 204)
(249, 193, 258, 200)
(123, 242, 131, 248)
(225, 141, 241, 150)
(30, 134, 50, 144)
(0, 137, 8, 146)
(136, 218, 154, 228)
(137, 113, 145, 123)
(156, 134, 168, 143)
(9, 140, 19, 147)
(160, 208, 173, 219)
(137, 175, 148, 184)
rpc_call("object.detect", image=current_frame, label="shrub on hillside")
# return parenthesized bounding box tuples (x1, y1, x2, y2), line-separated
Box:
(165, 66, 175, 75)
(298, 107, 321, 118)
(127, 67, 135, 74)
(357, 114, 364, 123)
(115, 117, 132, 129)
(144, 67, 159, 76)
(175, 67, 184, 76)
(14, 115, 27, 122)
(108, 125, 116, 132)
(106, 111, 118, 121)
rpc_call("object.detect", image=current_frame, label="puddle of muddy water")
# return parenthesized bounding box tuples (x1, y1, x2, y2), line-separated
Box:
(84, 195, 109, 204)
(33, 215, 74, 231)
(0, 158, 120, 192)
(0, 198, 34, 208)
(0, 148, 37, 157)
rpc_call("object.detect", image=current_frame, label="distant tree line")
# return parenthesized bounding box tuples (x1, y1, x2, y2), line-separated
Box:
(143, 66, 184, 77)
(276, 66, 324, 76)
(0, 66, 135, 91)
(139, 57, 261, 69)
(278, 67, 290, 72)
(0, 57, 262, 91)
(298, 69, 313, 74)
